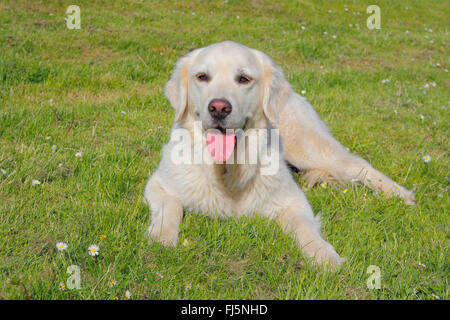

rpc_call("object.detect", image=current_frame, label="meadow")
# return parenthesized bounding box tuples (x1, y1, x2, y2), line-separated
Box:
(0, 0, 448, 299)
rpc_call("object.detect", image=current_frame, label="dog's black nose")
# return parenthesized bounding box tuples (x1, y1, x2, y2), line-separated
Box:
(208, 99, 232, 119)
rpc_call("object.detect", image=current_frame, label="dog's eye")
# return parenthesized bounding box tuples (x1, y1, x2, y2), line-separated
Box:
(196, 73, 209, 82)
(237, 75, 251, 84)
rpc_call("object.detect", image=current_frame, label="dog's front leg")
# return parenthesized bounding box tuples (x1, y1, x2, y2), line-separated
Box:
(144, 178, 183, 246)
(275, 200, 345, 269)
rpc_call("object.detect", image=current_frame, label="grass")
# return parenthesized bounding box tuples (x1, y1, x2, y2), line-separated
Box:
(0, 0, 448, 300)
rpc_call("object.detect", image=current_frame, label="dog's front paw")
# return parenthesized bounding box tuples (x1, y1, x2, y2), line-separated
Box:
(308, 242, 345, 270)
(145, 224, 179, 247)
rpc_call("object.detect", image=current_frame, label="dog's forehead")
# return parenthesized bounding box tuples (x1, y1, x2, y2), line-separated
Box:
(192, 42, 260, 73)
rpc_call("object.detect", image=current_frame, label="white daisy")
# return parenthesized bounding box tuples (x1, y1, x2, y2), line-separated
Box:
(186, 283, 192, 290)
(332, 35, 337, 39)
(422, 155, 431, 163)
(342, 189, 348, 194)
(58, 163, 63, 168)
(320, 182, 328, 189)
(52, 145, 57, 152)
(56, 242, 68, 251)
(59, 282, 66, 291)
(32, 179, 41, 186)
(392, 184, 400, 195)
(323, 31, 328, 35)
(301, 90, 306, 95)
(75, 152, 82, 158)
(417, 261, 426, 268)
(1, 169, 6, 175)
(88, 244, 99, 256)
(125, 290, 131, 299)
(301, 26, 306, 30)
(45, 136, 51, 140)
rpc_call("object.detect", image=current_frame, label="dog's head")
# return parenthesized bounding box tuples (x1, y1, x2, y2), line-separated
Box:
(165, 41, 291, 132)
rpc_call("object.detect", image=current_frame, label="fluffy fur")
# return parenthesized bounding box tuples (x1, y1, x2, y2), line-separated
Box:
(144, 41, 415, 269)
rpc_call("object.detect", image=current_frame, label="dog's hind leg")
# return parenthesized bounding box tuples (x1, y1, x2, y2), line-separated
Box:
(144, 177, 183, 246)
(279, 97, 415, 205)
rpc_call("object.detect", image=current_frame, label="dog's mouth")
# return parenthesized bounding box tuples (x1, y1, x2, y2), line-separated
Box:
(205, 126, 236, 162)
(203, 119, 249, 162)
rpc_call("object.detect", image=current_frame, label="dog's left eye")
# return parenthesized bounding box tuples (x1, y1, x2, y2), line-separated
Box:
(237, 75, 251, 84)
(196, 73, 209, 82)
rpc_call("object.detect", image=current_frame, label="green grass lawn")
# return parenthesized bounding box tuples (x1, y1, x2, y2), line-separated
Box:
(0, 0, 448, 300)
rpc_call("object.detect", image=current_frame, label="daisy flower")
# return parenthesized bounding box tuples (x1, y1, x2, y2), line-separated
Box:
(301, 90, 306, 95)
(75, 152, 82, 158)
(45, 136, 51, 140)
(323, 31, 328, 35)
(88, 244, 99, 256)
(392, 184, 400, 194)
(155, 272, 163, 279)
(59, 282, 66, 291)
(56, 242, 68, 251)
(186, 283, 192, 290)
(32, 179, 41, 186)
(125, 290, 131, 299)
(320, 182, 328, 189)
(52, 145, 57, 152)
(109, 280, 116, 287)
(342, 189, 348, 194)
(58, 163, 63, 168)
(431, 294, 440, 300)
(1, 169, 6, 175)
(301, 26, 306, 30)
(332, 35, 337, 39)
(422, 155, 431, 163)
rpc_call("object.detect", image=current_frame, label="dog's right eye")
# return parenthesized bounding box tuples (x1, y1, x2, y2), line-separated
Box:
(196, 73, 209, 82)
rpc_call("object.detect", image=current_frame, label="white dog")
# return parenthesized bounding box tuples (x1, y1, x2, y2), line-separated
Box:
(144, 41, 415, 268)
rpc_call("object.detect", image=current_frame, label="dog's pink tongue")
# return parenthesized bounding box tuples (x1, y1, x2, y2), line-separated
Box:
(206, 131, 235, 162)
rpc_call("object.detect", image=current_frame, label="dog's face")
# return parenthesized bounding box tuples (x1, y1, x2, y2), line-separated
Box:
(165, 41, 290, 133)
(188, 42, 262, 132)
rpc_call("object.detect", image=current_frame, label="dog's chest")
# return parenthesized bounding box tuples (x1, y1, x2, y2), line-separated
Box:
(178, 164, 265, 218)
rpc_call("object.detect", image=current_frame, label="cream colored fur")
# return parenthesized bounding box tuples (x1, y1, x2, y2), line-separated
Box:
(144, 41, 415, 269)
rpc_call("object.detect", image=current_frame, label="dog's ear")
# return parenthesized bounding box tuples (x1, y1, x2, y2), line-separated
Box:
(253, 50, 291, 125)
(165, 49, 201, 122)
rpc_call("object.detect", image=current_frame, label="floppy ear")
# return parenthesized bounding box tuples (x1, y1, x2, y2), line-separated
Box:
(254, 50, 291, 125)
(164, 49, 201, 122)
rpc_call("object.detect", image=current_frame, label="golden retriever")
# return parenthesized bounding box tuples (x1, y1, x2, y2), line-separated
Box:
(144, 41, 415, 268)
